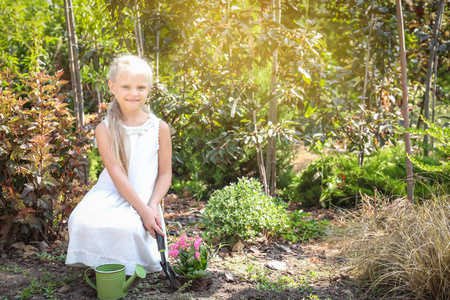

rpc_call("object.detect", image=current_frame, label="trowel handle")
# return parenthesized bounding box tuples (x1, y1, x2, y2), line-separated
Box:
(155, 231, 165, 252)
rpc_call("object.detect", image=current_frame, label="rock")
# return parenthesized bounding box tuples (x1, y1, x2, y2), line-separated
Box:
(57, 285, 71, 293)
(232, 240, 244, 252)
(39, 241, 49, 252)
(223, 271, 235, 282)
(275, 243, 293, 253)
(61, 230, 69, 241)
(266, 260, 287, 271)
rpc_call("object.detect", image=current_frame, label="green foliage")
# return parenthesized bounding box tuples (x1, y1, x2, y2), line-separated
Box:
(20, 268, 73, 299)
(0, 69, 91, 246)
(245, 264, 311, 293)
(35, 252, 67, 262)
(170, 234, 209, 279)
(87, 147, 104, 183)
(406, 118, 449, 172)
(284, 145, 449, 207)
(280, 210, 331, 243)
(0, 0, 63, 74)
(201, 177, 289, 241)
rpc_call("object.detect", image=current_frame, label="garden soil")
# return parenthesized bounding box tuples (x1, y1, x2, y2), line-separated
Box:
(0, 195, 365, 300)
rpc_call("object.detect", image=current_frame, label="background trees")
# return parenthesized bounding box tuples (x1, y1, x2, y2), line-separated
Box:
(1, 0, 449, 227)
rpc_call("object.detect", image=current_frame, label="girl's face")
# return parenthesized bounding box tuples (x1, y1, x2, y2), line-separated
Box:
(108, 70, 151, 113)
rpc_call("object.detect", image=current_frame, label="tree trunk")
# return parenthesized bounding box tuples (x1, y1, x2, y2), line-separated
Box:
(395, 0, 414, 203)
(63, 0, 84, 132)
(423, 0, 446, 156)
(155, 4, 161, 81)
(431, 52, 438, 149)
(265, 0, 281, 196)
(134, 3, 144, 57)
(363, 10, 374, 108)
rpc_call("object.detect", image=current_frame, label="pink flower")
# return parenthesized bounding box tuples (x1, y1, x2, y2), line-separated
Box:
(195, 251, 200, 260)
(180, 234, 188, 250)
(169, 250, 179, 258)
(171, 242, 180, 250)
(194, 240, 202, 251)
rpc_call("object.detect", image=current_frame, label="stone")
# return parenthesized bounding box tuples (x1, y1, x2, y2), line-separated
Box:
(266, 260, 287, 271)
(223, 271, 235, 282)
(39, 241, 49, 252)
(232, 240, 244, 252)
(275, 243, 293, 253)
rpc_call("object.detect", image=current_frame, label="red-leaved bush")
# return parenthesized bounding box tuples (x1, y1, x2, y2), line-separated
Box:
(0, 68, 92, 248)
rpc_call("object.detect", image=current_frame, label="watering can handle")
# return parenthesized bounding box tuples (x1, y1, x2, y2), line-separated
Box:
(85, 267, 97, 290)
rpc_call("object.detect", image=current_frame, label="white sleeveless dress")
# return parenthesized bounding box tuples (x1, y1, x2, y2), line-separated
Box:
(65, 113, 166, 275)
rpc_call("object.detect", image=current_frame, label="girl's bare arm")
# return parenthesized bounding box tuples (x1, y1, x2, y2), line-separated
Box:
(148, 120, 172, 208)
(95, 122, 164, 238)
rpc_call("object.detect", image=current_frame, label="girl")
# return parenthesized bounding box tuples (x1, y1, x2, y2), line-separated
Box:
(65, 55, 172, 275)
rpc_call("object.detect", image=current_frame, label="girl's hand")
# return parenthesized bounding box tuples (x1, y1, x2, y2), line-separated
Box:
(139, 206, 164, 239)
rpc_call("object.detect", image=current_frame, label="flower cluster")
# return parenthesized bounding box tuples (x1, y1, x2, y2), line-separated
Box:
(169, 233, 209, 279)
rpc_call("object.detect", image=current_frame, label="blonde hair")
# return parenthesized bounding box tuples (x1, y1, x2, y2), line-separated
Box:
(107, 55, 153, 176)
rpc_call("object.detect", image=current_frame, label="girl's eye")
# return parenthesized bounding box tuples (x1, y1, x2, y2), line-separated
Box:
(139, 86, 146, 90)
(123, 85, 129, 89)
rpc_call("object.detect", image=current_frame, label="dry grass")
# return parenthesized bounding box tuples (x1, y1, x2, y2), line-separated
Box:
(344, 194, 450, 299)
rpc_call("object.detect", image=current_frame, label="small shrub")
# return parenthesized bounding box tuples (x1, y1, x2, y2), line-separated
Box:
(201, 177, 289, 241)
(0, 69, 91, 247)
(345, 195, 450, 299)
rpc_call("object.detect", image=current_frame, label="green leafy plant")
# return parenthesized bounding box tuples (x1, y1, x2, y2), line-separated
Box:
(280, 210, 331, 243)
(284, 144, 450, 207)
(169, 233, 209, 279)
(406, 118, 449, 172)
(0, 68, 91, 247)
(201, 177, 289, 241)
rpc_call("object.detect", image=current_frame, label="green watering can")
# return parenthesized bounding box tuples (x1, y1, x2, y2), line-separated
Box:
(85, 264, 146, 299)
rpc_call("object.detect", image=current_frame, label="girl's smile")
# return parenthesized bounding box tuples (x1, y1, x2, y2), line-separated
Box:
(108, 70, 151, 114)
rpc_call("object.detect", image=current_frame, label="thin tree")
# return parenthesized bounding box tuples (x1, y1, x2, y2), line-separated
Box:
(266, 0, 281, 196)
(134, 3, 144, 58)
(395, 0, 414, 202)
(63, 0, 84, 131)
(423, 0, 446, 156)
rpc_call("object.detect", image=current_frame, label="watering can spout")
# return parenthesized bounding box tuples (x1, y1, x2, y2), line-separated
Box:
(123, 265, 146, 292)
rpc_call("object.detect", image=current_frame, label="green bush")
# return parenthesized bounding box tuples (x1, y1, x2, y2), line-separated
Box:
(284, 144, 450, 207)
(201, 177, 289, 241)
(0, 69, 91, 247)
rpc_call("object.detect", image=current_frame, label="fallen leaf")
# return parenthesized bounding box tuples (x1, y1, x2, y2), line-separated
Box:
(11, 242, 25, 250)
(23, 250, 35, 259)
(57, 285, 71, 293)
(23, 245, 38, 252)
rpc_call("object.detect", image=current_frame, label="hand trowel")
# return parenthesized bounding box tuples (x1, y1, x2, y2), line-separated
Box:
(155, 231, 178, 289)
